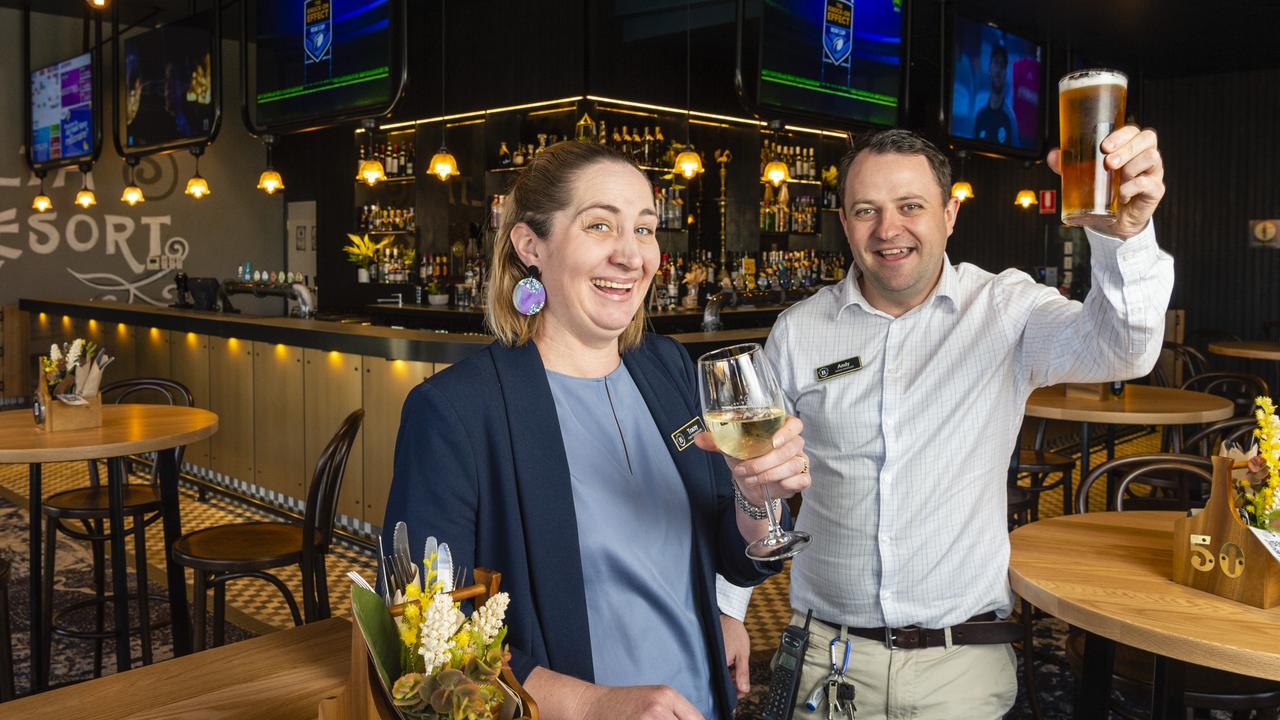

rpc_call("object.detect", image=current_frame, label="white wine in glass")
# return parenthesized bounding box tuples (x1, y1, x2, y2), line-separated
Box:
(698, 343, 810, 561)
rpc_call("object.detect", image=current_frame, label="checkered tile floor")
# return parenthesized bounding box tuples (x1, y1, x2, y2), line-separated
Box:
(0, 430, 1161, 656)
(0, 461, 372, 635)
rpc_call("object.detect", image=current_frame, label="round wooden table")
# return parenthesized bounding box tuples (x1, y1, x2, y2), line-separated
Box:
(0, 404, 218, 690)
(1025, 385, 1234, 508)
(1010, 511, 1280, 719)
(1208, 340, 1280, 361)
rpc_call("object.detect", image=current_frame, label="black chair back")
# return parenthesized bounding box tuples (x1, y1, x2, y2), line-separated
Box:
(300, 408, 364, 622)
(1151, 342, 1210, 387)
(91, 378, 194, 487)
(1181, 372, 1270, 418)
(1075, 453, 1213, 514)
(1184, 417, 1258, 460)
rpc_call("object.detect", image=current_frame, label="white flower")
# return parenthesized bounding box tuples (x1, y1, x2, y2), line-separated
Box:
(417, 593, 464, 674)
(49, 344, 62, 362)
(66, 339, 83, 367)
(467, 592, 509, 646)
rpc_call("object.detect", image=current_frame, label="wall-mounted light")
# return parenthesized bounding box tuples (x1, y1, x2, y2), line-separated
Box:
(1014, 189, 1037, 209)
(120, 157, 144, 206)
(257, 133, 284, 194)
(32, 171, 52, 212)
(75, 163, 96, 208)
(185, 145, 211, 199)
(357, 119, 385, 186)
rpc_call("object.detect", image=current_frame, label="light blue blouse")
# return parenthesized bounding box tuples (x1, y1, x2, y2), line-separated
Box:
(545, 363, 716, 718)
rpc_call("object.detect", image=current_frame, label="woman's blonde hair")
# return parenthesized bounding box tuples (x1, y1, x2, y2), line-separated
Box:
(485, 141, 651, 351)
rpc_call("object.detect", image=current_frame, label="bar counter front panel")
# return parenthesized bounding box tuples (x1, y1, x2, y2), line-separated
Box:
(20, 298, 768, 530)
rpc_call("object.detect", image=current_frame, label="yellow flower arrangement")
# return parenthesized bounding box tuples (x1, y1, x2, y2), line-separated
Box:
(1238, 396, 1280, 529)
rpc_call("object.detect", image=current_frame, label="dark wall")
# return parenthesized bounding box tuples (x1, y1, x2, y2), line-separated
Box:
(1142, 67, 1280, 341)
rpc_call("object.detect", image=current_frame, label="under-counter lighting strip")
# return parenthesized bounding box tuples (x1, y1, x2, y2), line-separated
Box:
(374, 94, 847, 138)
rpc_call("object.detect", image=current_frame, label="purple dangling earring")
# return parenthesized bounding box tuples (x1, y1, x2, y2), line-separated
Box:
(512, 265, 546, 316)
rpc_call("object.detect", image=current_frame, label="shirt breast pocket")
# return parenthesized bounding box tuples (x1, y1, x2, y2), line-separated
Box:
(793, 371, 881, 457)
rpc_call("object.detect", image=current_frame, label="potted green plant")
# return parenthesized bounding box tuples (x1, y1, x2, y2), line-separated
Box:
(425, 278, 450, 306)
(344, 233, 386, 283)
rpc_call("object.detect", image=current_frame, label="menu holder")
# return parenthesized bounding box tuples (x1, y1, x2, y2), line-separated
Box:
(34, 382, 102, 432)
(317, 567, 538, 720)
(1172, 455, 1280, 609)
(1062, 382, 1126, 400)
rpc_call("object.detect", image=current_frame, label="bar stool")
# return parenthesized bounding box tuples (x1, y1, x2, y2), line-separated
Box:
(40, 379, 192, 678)
(173, 409, 363, 648)
(0, 558, 14, 701)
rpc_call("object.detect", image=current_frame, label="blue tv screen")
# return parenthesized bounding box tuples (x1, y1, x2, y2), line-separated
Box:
(758, 0, 904, 126)
(254, 0, 396, 129)
(30, 52, 94, 165)
(949, 16, 1043, 153)
(124, 11, 217, 150)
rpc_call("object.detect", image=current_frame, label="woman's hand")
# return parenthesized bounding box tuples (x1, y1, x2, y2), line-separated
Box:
(720, 614, 751, 699)
(694, 415, 811, 508)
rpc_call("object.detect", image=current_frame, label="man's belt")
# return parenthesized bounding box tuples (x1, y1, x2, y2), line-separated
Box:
(817, 612, 1022, 650)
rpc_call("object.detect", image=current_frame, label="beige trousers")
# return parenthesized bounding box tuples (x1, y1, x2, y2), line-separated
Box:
(778, 610, 1017, 720)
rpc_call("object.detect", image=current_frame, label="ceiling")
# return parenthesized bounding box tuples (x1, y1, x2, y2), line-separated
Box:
(8, 0, 1280, 79)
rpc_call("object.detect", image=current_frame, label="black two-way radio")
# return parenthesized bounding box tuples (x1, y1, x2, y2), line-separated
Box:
(762, 609, 813, 720)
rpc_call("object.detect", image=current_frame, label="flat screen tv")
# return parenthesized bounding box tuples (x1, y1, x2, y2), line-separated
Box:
(758, 0, 904, 127)
(948, 15, 1043, 155)
(30, 52, 94, 165)
(123, 10, 217, 150)
(253, 0, 400, 130)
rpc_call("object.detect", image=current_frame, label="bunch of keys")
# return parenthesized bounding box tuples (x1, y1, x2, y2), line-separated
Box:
(825, 634, 856, 719)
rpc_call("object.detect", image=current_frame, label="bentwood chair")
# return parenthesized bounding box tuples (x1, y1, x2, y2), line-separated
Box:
(40, 378, 193, 678)
(173, 409, 364, 648)
(1185, 417, 1260, 457)
(1150, 342, 1212, 389)
(1009, 418, 1076, 520)
(1068, 454, 1280, 718)
(1181, 372, 1271, 418)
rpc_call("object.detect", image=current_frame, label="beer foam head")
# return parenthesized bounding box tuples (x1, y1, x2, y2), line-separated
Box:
(1059, 69, 1128, 92)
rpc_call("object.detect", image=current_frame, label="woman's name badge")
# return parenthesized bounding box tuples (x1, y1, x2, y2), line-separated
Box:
(816, 356, 862, 382)
(671, 417, 707, 451)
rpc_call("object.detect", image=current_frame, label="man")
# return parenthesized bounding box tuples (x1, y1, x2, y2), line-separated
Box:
(974, 44, 1017, 146)
(733, 126, 1172, 717)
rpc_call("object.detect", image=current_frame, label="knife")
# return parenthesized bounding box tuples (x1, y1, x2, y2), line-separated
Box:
(437, 542, 455, 594)
(423, 536, 438, 591)
(393, 521, 412, 592)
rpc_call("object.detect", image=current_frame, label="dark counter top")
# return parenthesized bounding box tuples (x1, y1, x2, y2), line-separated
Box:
(21, 298, 771, 364)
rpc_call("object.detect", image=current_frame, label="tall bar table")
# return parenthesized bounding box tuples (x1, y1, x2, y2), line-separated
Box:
(1025, 385, 1233, 509)
(0, 404, 218, 691)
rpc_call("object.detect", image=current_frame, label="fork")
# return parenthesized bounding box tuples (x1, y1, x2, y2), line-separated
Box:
(347, 570, 376, 594)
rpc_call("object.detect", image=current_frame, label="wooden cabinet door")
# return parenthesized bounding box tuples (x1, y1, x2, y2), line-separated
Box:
(209, 337, 255, 480)
(169, 332, 211, 468)
(362, 358, 433, 525)
(304, 349, 364, 520)
(253, 342, 307, 499)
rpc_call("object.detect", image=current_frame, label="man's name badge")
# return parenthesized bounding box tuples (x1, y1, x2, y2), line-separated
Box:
(815, 356, 863, 382)
(671, 416, 706, 451)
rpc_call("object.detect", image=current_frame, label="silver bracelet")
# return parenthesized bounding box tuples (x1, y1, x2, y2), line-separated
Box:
(734, 483, 773, 520)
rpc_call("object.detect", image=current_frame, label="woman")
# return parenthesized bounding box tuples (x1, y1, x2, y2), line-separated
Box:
(383, 141, 810, 719)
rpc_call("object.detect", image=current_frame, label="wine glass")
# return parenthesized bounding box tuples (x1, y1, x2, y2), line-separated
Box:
(698, 342, 810, 561)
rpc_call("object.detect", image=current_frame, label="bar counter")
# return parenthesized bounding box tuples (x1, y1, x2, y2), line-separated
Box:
(17, 297, 771, 529)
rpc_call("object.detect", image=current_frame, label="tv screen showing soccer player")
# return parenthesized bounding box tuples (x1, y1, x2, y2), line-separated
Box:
(949, 15, 1043, 154)
(758, 0, 904, 127)
(253, 0, 398, 129)
(31, 52, 94, 165)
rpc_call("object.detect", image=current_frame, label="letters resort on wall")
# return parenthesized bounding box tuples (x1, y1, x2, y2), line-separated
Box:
(0, 1, 1278, 719)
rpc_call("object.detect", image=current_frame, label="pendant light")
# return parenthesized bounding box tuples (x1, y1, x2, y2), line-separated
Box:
(673, 0, 702, 180)
(256, 133, 284, 195)
(950, 150, 973, 202)
(1014, 189, 1037, 209)
(430, 0, 459, 181)
(761, 120, 790, 187)
(357, 119, 386, 186)
(185, 145, 211, 199)
(120, 157, 144, 205)
(31, 171, 52, 212)
(74, 163, 97, 208)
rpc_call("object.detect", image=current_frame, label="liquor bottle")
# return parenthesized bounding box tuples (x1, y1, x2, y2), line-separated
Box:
(406, 144, 415, 175)
(398, 144, 408, 176)
(654, 126, 667, 165)
(642, 127, 655, 165)
(513, 144, 525, 166)
(598, 121, 608, 145)
(498, 141, 512, 167)
(619, 126, 631, 159)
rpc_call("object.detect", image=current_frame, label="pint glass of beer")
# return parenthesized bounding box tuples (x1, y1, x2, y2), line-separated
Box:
(1058, 69, 1128, 227)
